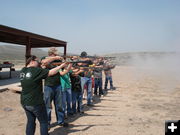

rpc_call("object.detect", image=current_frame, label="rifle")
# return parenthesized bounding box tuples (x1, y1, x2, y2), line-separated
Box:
(80, 55, 116, 60)
(60, 55, 79, 59)
(45, 55, 79, 60)
(72, 65, 104, 71)
(50, 60, 92, 66)
(102, 56, 116, 59)
(104, 64, 116, 71)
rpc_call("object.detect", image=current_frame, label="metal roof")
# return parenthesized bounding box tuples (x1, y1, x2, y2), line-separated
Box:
(0, 25, 67, 59)
(0, 25, 67, 48)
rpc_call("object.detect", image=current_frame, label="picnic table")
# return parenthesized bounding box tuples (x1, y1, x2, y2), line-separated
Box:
(0, 63, 15, 78)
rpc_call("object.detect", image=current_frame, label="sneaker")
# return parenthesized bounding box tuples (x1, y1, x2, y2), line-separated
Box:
(110, 87, 115, 90)
(87, 103, 94, 107)
(99, 94, 101, 97)
(78, 110, 84, 114)
(59, 122, 69, 127)
(67, 113, 74, 116)
(64, 114, 68, 119)
(48, 125, 51, 131)
(99, 91, 104, 96)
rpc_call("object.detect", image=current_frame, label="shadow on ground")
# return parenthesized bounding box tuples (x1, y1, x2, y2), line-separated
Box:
(49, 89, 117, 135)
(0, 70, 20, 86)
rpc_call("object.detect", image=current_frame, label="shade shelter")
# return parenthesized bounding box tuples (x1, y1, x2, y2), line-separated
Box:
(0, 25, 67, 60)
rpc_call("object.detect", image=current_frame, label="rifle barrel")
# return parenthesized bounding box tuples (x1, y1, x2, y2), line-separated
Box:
(51, 60, 91, 66)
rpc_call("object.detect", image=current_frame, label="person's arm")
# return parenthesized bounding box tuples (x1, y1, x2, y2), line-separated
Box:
(59, 63, 72, 76)
(72, 69, 84, 76)
(48, 62, 67, 76)
(72, 68, 80, 73)
(41, 56, 63, 66)
(77, 57, 91, 66)
(94, 65, 103, 69)
(110, 65, 116, 69)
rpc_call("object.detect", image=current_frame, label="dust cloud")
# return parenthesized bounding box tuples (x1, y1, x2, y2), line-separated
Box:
(123, 52, 180, 91)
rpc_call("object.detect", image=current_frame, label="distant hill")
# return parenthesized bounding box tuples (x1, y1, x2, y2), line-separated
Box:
(0, 44, 75, 65)
(0, 44, 179, 66)
(0, 45, 48, 65)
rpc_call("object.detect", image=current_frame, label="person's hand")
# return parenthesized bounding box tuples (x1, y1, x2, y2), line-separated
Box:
(60, 62, 68, 67)
(65, 61, 70, 65)
(69, 63, 73, 66)
(80, 69, 84, 72)
(72, 56, 78, 60)
(55, 56, 63, 60)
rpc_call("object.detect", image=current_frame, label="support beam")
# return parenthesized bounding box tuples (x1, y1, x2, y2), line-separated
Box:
(0, 25, 67, 64)
(25, 37, 31, 62)
(64, 45, 67, 56)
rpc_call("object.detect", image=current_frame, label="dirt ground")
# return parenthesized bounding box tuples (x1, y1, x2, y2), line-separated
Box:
(0, 66, 180, 135)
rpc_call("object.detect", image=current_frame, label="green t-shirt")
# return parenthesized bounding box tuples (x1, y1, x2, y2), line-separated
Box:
(44, 73, 60, 86)
(41, 56, 61, 86)
(60, 70, 73, 91)
(20, 67, 49, 106)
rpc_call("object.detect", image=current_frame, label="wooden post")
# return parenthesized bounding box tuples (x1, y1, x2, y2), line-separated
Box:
(63, 45, 67, 60)
(64, 45, 67, 56)
(9, 67, 12, 78)
(25, 36, 31, 62)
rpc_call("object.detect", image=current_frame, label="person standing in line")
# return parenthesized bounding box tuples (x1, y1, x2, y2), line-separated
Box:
(41, 47, 68, 129)
(59, 63, 73, 118)
(104, 60, 116, 90)
(20, 55, 66, 135)
(93, 58, 104, 96)
(70, 67, 84, 114)
(78, 51, 94, 106)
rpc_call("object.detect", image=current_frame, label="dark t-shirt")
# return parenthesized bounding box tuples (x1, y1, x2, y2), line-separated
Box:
(41, 56, 61, 86)
(44, 73, 60, 86)
(20, 67, 49, 106)
(70, 75, 82, 92)
(79, 72, 84, 77)
(79, 69, 92, 78)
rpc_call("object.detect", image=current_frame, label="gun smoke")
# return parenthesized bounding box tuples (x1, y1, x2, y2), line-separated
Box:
(115, 52, 180, 92)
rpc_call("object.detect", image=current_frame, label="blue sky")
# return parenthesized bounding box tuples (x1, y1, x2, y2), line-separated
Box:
(0, 0, 180, 54)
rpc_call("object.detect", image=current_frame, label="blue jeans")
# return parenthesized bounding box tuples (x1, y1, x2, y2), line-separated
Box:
(81, 77, 92, 104)
(104, 76, 113, 89)
(72, 91, 83, 113)
(62, 88, 72, 115)
(23, 104, 48, 135)
(94, 78, 103, 95)
(44, 85, 64, 125)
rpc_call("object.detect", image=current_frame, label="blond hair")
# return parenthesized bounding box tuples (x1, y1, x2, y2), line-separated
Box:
(48, 47, 58, 56)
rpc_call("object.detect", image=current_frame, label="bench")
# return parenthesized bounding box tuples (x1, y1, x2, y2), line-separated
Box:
(0, 64, 15, 78)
